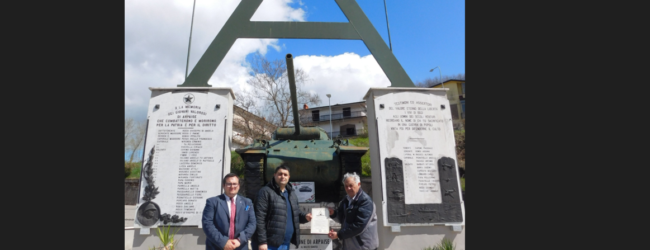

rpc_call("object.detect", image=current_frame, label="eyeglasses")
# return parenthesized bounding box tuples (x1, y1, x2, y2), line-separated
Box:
(225, 183, 239, 187)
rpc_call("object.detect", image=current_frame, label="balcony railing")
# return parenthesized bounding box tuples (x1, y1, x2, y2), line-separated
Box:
(300, 111, 366, 124)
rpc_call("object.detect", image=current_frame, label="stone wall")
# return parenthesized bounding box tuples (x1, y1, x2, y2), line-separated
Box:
(125, 179, 140, 205)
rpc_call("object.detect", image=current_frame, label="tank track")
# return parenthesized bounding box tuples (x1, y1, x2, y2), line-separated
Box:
(338, 153, 363, 201)
(243, 154, 265, 202)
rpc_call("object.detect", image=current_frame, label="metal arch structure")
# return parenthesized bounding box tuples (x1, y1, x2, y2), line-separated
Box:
(179, 0, 415, 88)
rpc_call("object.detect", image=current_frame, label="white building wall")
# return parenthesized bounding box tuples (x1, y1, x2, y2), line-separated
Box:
(307, 102, 367, 137)
(230, 110, 275, 150)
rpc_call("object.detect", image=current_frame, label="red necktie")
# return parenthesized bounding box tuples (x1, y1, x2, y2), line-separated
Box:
(229, 196, 236, 239)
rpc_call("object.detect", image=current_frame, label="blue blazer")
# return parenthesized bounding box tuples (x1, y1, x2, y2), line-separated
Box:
(202, 194, 256, 250)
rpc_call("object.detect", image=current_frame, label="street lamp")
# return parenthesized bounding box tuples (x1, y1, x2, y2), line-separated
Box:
(429, 66, 443, 89)
(326, 94, 332, 139)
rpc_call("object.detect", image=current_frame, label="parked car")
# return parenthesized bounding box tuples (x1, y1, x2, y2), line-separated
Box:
(299, 186, 312, 192)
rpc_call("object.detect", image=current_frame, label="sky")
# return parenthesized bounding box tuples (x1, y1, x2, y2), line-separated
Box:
(125, 0, 465, 122)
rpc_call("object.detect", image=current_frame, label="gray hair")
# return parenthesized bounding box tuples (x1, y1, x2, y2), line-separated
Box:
(342, 172, 361, 184)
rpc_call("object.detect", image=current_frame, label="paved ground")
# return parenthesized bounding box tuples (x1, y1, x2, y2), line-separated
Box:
(125, 205, 136, 250)
(125, 205, 253, 250)
(125, 204, 343, 250)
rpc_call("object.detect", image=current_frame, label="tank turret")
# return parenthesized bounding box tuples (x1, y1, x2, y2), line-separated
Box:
(236, 53, 369, 203)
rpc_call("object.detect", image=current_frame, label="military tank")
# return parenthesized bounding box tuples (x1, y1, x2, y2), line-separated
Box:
(235, 53, 369, 203)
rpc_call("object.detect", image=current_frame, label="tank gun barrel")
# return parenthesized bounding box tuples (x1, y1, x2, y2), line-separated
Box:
(271, 53, 321, 140)
(286, 53, 300, 136)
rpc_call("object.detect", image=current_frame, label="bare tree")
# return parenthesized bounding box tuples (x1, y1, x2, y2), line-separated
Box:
(234, 91, 276, 143)
(125, 118, 135, 151)
(415, 73, 465, 88)
(126, 120, 147, 164)
(245, 52, 321, 128)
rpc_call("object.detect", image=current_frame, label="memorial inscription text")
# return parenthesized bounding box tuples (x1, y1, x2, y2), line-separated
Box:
(383, 100, 443, 203)
(151, 105, 218, 216)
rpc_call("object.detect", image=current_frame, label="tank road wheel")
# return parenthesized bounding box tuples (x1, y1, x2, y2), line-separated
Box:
(243, 155, 264, 202)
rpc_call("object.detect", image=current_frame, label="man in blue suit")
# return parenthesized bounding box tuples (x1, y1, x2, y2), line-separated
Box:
(202, 173, 256, 250)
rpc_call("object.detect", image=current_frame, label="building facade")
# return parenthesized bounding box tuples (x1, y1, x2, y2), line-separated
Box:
(299, 101, 367, 139)
(430, 79, 465, 129)
(231, 105, 277, 150)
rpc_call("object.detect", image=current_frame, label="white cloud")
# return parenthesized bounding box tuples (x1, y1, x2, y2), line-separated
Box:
(125, 0, 390, 120)
(251, 0, 306, 21)
(125, 0, 302, 119)
(293, 53, 390, 105)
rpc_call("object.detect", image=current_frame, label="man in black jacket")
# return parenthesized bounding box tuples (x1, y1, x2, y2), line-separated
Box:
(327, 172, 379, 250)
(252, 165, 312, 250)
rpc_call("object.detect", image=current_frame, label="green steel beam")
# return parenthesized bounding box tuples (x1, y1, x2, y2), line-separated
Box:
(241, 22, 361, 39)
(336, 0, 414, 87)
(179, 0, 414, 88)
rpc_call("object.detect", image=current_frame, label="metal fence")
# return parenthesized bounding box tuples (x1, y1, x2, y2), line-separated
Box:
(300, 111, 366, 123)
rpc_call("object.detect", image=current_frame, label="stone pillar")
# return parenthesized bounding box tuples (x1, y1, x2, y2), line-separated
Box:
(130, 87, 234, 250)
(364, 88, 465, 250)
(125, 179, 140, 205)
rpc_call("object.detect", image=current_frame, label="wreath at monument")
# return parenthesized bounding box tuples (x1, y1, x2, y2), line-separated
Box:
(137, 146, 188, 226)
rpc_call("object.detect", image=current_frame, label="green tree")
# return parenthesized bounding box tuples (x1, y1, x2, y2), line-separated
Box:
(230, 151, 245, 179)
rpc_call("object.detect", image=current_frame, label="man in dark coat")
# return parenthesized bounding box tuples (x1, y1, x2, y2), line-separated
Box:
(252, 165, 313, 250)
(202, 173, 256, 250)
(327, 172, 379, 250)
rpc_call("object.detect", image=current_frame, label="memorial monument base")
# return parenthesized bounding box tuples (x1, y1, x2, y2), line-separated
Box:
(130, 87, 235, 249)
(365, 88, 465, 250)
(131, 227, 207, 250)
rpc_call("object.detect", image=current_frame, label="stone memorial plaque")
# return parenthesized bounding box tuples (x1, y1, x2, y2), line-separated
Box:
(134, 88, 233, 227)
(372, 91, 463, 224)
(289, 234, 333, 250)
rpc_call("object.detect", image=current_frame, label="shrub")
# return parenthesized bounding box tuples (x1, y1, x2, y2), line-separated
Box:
(347, 137, 369, 147)
(348, 138, 371, 177)
(125, 161, 142, 179)
(230, 151, 245, 179)
(460, 177, 465, 191)
(361, 152, 371, 177)
(424, 238, 456, 250)
(129, 166, 142, 179)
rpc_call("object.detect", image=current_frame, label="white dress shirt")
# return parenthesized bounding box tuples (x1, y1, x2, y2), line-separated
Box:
(226, 194, 238, 217)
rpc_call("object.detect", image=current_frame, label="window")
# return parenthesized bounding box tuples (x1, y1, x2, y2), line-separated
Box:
(340, 124, 356, 136)
(312, 110, 320, 121)
(343, 107, 351, 117)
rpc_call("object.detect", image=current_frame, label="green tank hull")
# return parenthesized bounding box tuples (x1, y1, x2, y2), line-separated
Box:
(235, 127, 368, 202)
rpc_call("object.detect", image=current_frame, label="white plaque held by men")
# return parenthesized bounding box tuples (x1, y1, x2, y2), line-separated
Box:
(310, 207, 329, 234)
